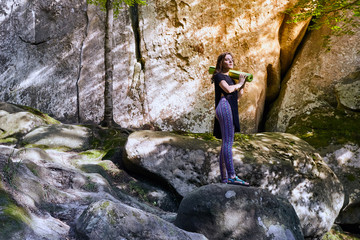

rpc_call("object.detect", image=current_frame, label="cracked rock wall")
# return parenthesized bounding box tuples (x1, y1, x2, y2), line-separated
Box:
(1, 0, 309, 132)
(0, 0, 87, 123)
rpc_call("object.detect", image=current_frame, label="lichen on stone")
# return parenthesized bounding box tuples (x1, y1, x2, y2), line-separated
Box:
(286, 108, 360, 149)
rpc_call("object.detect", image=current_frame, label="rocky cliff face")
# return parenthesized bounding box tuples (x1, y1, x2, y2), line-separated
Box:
(0, 0, 87, 122)
(1, 0, 310, 133)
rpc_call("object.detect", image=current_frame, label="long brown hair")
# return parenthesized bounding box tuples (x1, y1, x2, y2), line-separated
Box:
(211, 52, 234, 83)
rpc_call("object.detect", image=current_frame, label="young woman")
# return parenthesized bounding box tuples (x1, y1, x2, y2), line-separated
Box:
(212, 52, 249, 186)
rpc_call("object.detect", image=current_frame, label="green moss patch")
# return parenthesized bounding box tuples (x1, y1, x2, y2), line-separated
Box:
(23, 144, 72, 152)
(79, 150, 107, 160)
(85, 125, 128, 159)
(88, 126, 128, 150)
(0, 138, 17, 144)
(172, 130, 220, 142)
(322, 228, 360, 240)
(14, 104, 60, 125)
(286, 108, 360, 149)
(0, 189, 30, 237)
(128, 181, 149, 203)
(81, 177, 98, 192)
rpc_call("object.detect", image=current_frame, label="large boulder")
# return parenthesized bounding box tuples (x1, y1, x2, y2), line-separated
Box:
(175, 184, 304, 240)
(334, 71, 360, 111)
(321, 143, 360, 225)
(76, 199, 207, 240)
(124, 130, 344, 238)
(135, 0, 311, 133)
(0, 102, 59, 141)
(0, 152, 75, 240)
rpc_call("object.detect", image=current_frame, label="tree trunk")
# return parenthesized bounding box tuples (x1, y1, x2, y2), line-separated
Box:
(101, 0, 115, 127)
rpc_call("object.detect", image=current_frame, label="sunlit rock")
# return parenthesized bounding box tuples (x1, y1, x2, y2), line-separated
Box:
(0, 145, 145, 240)
(124, 130, 344, 238)
(136, 0, 310, 133)
(175, 184, 303, 240)
(265, 18, 360, 133)
(76, 199, 207, 240)
(0, 102, 59, 140)
(21, 124, 92, 151)
(0, 0, 87, 122)
(0, 104, 182, 240)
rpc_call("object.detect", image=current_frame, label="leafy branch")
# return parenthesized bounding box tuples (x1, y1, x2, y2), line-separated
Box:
(285, 0, 360, 48)
(87, 0, 147, 17)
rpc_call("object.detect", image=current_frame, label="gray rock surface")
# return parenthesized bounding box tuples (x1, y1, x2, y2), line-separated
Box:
(265, 21, 360, 133)
(0, 0, 87, 122)
(0, 102, 59, 140)
(321, 143, 360, 225)
(175, 184, 303, 240)
(21, 124, 92, 151)
(125, 130, 344, 238)
(335, 71, 360, 111)
(76, 199, 207, 240)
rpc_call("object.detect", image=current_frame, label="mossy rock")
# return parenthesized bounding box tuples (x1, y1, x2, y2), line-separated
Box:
(13, 104, 60, 125)
(20, 124, 128, 154)
(286, 107, 360, 149)
(0, 188, 30, 238)
(321, 225, 360, 240)
(80, 161, 124, 184)
(86, 125, 129, 154)
(0, 102, 59, 141)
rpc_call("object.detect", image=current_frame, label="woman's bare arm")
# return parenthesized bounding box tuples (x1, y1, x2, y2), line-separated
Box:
(219, 77, 246, 93)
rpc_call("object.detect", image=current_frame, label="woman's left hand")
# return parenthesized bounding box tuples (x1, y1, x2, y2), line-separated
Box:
(238, 87, 244, 100)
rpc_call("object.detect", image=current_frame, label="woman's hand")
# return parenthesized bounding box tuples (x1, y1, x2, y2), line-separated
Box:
(237, 75, 246, 87)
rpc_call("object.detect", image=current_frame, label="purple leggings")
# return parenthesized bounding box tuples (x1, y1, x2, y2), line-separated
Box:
(215, 97, 236, 182)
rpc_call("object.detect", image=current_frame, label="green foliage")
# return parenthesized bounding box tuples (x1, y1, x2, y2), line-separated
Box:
(172, 131, 220, 142)
(82, 177, 98, 192)
(87, 0, 147, 17)
(285, 0, 360, 48)
(234, 133, 251, 142)
(128, 181, 149, 203)
(322, 227, 360, 239)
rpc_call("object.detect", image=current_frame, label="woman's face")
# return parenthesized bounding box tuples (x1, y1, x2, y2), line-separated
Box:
(222, 54, 234, 70)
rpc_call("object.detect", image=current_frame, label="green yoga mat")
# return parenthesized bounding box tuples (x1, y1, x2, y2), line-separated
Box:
(209, 66, 253, 82)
